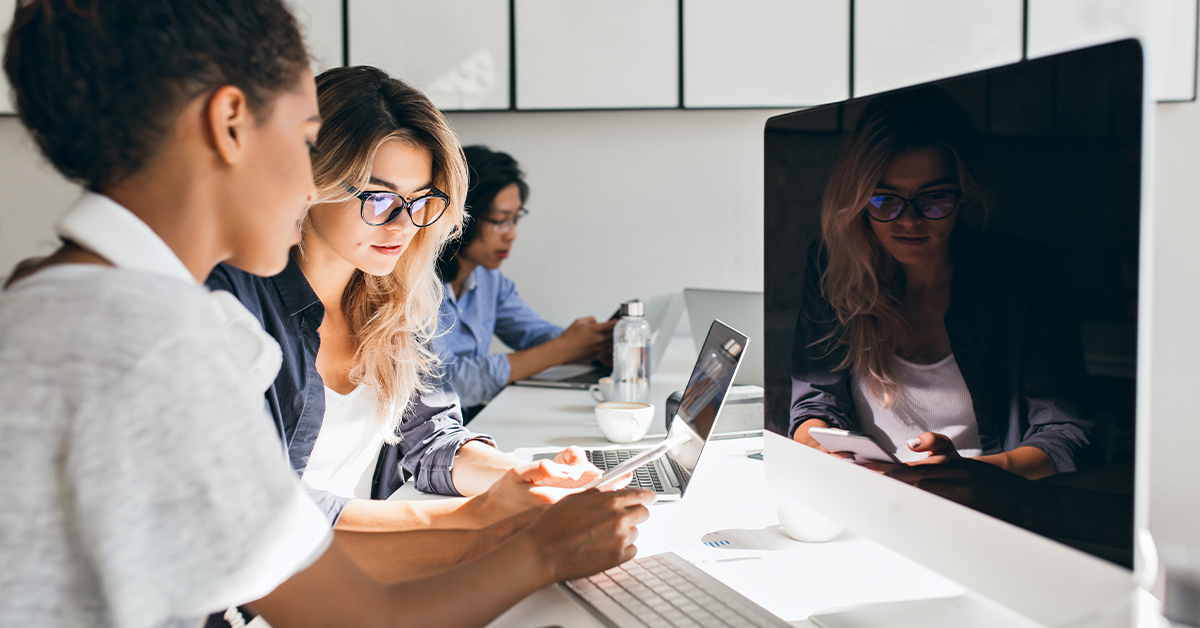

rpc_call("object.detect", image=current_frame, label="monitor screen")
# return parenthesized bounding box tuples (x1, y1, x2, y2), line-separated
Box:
(764, 40, 1141, 568)
(667, 320, 747, 473)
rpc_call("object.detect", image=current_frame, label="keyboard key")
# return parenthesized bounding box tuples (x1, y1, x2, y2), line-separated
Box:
(564, 552, 789, 628)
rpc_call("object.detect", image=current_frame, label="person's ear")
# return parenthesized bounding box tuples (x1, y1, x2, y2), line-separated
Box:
(206, 85, 251, 166)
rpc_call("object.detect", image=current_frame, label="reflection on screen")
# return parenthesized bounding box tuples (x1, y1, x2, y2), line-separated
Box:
(667, 322, 746, 472)
(764, 41, 1140, 568)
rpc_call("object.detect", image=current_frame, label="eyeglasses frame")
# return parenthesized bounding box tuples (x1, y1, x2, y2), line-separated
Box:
(344, 183, 451, 228)
(477, 207, 529, 234)
(864, 189, 962, 223)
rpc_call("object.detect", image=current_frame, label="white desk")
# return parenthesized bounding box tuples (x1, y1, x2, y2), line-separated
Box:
(459, 335, 967, 627)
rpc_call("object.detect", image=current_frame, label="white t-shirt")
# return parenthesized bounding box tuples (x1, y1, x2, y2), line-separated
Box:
(301, 385, 386, 500)
(852, 353, 983, 463)
(0, 194, 331, 628)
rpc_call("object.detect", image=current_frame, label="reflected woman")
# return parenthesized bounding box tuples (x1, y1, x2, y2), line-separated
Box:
(789, 88, 1092, 480)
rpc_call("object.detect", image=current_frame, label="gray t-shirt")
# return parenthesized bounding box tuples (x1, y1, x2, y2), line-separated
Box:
(0, 266, 331, 628)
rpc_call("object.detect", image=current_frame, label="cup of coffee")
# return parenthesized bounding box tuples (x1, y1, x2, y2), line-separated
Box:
(594, 401, 654, 444)
(590, 376, 615, 403)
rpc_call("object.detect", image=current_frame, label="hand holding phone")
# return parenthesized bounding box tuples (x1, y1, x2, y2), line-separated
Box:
(581, 435, 689, 491)
(807, 427, 901, 464)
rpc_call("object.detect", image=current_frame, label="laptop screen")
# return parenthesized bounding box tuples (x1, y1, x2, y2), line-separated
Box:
(665, 320, 748, 474)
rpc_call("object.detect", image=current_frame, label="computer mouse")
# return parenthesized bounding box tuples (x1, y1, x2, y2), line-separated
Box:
(776, 497, 844, 543)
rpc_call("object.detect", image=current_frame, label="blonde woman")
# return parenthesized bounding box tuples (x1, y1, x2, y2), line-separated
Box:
(206, 67, 609, 572)
(789, 87, 1091, 480)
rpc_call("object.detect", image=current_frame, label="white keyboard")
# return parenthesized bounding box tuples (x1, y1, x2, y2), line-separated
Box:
(563, 552, 791, 628)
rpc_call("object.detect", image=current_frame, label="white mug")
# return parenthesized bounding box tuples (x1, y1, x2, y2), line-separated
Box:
(594, 401, 654, 444)
(590, 376, 615, 403)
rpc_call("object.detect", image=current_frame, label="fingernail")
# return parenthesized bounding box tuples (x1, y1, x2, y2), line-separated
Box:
(907, 438, 922, 449)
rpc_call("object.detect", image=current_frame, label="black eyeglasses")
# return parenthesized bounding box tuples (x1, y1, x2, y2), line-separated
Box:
(864, 190, 961, 222)
(478, 208, 528, 234)
(345, 184, 450, 227)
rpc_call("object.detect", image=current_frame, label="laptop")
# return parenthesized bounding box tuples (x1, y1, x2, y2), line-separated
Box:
(683, 288, 763, 387)
(514, 291, 685, 389)
(577, 319, 748, 500)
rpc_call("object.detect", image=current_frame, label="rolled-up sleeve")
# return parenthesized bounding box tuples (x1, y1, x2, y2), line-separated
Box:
(1011, 254, 1093, 473)
(397, 379, 495, 495)
(789, 243, 857, 437)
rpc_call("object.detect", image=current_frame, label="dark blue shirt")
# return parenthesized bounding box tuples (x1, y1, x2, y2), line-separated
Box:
(206, 257, 492, 524)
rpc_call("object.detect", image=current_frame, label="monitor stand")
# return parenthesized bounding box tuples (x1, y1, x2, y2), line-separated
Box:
(809, 591, 1131, 628)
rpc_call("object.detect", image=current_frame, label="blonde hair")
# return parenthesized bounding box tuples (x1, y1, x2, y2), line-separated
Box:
(817, 88, 991, 406)
(307, 66, 466, 442)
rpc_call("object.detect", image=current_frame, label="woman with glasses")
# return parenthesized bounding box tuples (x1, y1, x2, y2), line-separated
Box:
(205, 67, 624, 579)
(789, 87, 1091, 480)
(434, 146, 615, 414)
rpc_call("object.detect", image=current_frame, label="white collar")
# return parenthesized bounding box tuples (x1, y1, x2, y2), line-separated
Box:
(54, 192, 282, 393)
(444, 266, 478, 305)
(55, 192, 196, 283)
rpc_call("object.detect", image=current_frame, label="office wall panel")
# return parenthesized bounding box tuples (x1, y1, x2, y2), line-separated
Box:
(1151, 0, 1200, 100)
(515, 0, 678, 110)
(0, 0, 14, 114)
(1029, 0, 1196, 101)
(854, 0, 1023, 97)
(683, 0, 849, 108)
(350, 0, 510, 111)
(289, 0, 344, 73)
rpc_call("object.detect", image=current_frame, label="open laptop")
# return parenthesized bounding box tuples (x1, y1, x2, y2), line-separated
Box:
(683, 288, 763, 387)
(514, 291, 685, 389)
(577, 319, 747, 500)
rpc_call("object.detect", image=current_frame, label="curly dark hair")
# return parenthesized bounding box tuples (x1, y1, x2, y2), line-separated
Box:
(4, 0, 310, 191)
(434, 145, 529, 282)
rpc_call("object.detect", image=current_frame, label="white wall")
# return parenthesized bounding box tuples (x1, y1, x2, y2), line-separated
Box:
(1146, 99, 1200, 552)
(445, 108, 783, 326)
(0, 119, 81, 276)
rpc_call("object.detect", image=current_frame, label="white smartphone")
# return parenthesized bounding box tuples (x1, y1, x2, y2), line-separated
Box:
(807, 427, 901, 464)
(580, 436, 688, 490)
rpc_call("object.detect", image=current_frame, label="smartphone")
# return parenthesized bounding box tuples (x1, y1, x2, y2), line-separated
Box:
(807, 427, 901, 464)
(580, 435, 688, 490)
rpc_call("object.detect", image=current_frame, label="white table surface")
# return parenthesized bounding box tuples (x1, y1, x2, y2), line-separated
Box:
(400, 334, 968, 627)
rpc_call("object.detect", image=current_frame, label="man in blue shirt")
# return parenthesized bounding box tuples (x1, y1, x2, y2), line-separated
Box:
(435, 147, 613, 411)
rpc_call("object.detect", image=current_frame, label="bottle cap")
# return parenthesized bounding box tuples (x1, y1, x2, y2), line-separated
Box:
(620, 300, 644, 317)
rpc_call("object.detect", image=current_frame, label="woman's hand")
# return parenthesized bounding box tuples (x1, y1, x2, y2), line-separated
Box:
(551, 446, 627, 489)
(520, 488, 655, 583)
(904, 431, 962, 466)
(458, 504, 549, 565)
(791, 418, 832, 453)
(554, 317, 617, 364)
(461, 458, 594, 527)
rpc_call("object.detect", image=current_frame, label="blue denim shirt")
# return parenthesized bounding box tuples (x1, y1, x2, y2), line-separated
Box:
(206, 257, 492, 524)
(436, 266, 563, 406)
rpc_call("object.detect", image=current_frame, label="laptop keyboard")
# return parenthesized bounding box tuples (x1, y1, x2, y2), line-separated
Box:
(585, 448, 665, 493)
(564, 552, 790, 628)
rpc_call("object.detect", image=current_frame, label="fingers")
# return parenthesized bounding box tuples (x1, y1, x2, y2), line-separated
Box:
(599, 472, 633, 491)
(516, 459, 582, 485)
(595, 486, 657, 510)
(907, 432, 955, 454)
(552, 446, 587, 466)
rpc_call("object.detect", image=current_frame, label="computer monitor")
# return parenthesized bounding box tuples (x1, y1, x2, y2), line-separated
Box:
(763, 39, 1144, 625)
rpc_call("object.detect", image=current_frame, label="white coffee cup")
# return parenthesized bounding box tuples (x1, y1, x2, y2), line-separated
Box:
(590, 377, 615, 402)
(595, 401, 654, 444)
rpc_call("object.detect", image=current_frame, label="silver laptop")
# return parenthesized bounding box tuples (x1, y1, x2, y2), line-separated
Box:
(579, 320, 748, 500)
(515, 292, 685, 389)
(683, 288, 763, 387)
